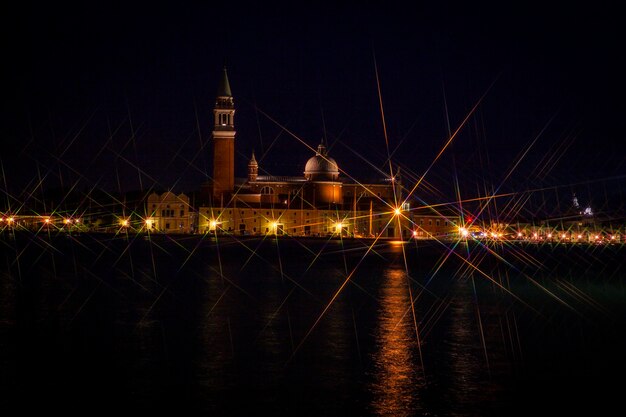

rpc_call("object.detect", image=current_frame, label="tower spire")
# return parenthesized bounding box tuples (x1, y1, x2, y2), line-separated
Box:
(217, 66, 232, 97)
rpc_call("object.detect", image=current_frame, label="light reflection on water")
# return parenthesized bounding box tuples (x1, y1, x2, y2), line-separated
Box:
(369, 268, 425, 416)
(0, 236, 624, 415)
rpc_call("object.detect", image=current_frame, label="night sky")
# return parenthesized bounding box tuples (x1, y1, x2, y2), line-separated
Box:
(4, 2, 625, 213)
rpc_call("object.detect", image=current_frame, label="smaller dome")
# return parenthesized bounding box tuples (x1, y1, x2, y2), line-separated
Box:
(304, 144, 339, 181)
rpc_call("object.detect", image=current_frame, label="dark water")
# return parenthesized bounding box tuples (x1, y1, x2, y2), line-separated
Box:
(1, 233, 625, 416)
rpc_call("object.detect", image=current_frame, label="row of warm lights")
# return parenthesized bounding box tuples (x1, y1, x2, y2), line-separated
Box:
(204, 219, 349, 234)
(206, 219, 282, 232)
(524, 232, 618, 240)
(456, 227, 621, 241)
(1, 217, 81, 225)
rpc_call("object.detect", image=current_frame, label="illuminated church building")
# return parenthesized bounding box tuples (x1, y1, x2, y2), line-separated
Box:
(150, 68, 458, 238)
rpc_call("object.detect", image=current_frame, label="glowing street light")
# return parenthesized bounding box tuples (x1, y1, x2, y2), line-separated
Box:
(120, 219, 129, 227)
(459, 227, 469, 238)
(394, 208, 401, 216)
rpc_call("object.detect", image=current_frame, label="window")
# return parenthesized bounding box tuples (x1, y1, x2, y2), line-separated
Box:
(261, 186, 274, 195)
(428, 220, 432, 226)
(180, 210, 184, 217)
(436, 220, 440, 226)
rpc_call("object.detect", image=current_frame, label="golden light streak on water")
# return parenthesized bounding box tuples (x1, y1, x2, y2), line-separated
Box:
(370, 268, 425, 417)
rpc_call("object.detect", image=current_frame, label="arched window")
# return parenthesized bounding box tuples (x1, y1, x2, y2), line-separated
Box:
(260, 186, 274, 195)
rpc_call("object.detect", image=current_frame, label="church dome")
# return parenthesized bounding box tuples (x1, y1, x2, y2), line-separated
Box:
(304, 144, 339, 181)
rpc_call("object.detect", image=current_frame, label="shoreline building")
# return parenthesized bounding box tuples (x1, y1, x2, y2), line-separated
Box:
(145, 68, 459, 239)
(146, 191, 193, 233)
(197, 68, 452, 239)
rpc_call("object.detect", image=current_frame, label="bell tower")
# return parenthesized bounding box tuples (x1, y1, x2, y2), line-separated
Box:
(248, 151, 258, 182)
(212, 67, 236, 203)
